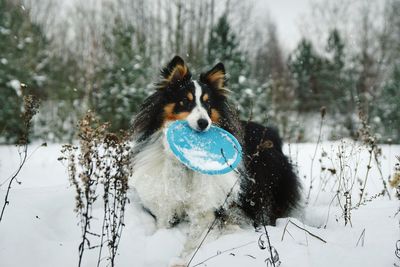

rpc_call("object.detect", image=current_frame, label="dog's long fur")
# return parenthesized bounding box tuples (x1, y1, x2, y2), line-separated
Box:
(130, 56, 300, 256)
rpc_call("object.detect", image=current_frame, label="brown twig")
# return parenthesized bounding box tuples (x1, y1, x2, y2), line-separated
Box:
(0, 95, 39, 223)
(356, 228, 365, 247)
(306, 106, 325, 205)
(0, 144, 28, 222)
(191, 241, 255, 267)
(286, 220, 327, 244)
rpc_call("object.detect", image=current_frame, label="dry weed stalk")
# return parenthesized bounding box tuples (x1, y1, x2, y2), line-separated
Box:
(60, 111, 131, 267)
(390, 156, 400, 199)
(305, 106, 326, 205)
(356, 109, 390, 204)
(281, 219, 327, 244)
(321, 140, 359, 226)
(395, 156, 400, 264)
(321, 106, 392, 226)
(0, 95, 39, 223)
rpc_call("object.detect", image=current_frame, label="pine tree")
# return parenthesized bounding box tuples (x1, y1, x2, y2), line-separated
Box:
(289, 32, 355, 118)
(322, 29, 349, 114)
(33, 54, 83, 142)
(371, 65, 400, 142)
(94, 19, 151, 132)
(0, 0, 49, 143)
(207, 14, 247, 85)
(324, 29, 358, 136)
(207, 13, 251, 116)
(288, 39, 326, 112)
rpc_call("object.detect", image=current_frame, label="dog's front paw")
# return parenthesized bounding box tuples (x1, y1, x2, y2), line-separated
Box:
(168, 257, 186, 267)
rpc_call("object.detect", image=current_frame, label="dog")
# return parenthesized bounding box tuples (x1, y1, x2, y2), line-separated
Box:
(129, 56, 300, 261)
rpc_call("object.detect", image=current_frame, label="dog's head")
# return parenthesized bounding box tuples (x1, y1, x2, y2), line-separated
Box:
(133, 56, 240, 142)
(156, 56, 229, 132)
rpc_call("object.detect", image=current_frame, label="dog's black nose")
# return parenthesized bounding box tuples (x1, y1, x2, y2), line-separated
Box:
(197, 119, 209, 131)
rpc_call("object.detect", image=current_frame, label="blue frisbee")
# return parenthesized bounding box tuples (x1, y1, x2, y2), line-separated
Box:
(166, 120, 242, 175)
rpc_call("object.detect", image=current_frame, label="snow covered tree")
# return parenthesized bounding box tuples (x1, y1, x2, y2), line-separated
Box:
(0, 0, 48, 143)
(288, 39, 326, 112)
(207, 13, 251, 117)
(324, 29, 358, 136)
(289, 31, 354, 115)
(371, 65, 400, 142)
(94, 19, 151, 132)
(207, 13, 248, 86)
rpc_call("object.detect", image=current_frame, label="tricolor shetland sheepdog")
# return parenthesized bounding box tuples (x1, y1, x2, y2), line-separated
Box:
(130, 56, 300, 257)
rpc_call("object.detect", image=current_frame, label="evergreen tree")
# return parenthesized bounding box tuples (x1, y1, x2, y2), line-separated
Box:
(33, 54, 83, 142)
(207, 14, 248, 84)
(288, 39, 326, 112)
(323, 29, 349, 113)
(207, 13, 251, 116)
(0, 0, 49, 143)
(289, 31, 354, 118)
(325, 29, 358, 136)
(371, 65, 400, 142)
(94, 19, 151, 132)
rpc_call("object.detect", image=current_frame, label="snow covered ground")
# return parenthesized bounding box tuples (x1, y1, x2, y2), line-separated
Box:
(0, 142, 399, 267)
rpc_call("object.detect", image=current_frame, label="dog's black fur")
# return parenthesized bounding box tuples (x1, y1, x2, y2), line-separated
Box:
(239, 121, 300, 226)
(131, 56, 301, 227)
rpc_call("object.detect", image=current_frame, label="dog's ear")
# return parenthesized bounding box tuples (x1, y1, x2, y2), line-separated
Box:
(200, 63, 229, 96)
(158, 56, 191, 89)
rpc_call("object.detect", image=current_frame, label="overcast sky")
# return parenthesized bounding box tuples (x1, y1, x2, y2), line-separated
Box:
(255, 0, 311, 50)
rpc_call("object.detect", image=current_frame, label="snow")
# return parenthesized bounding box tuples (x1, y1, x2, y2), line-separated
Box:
(0, 142, 399, 267)
(180, 147, 229, 170)
(7, 79, 22, 97)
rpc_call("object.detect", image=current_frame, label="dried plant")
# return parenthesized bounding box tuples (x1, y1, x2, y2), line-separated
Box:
(316, 104, 393, 227)
(320, 140, 359, 227)
(257, 218, 281, 267)
(306, 106, 326, 205)
(98, 132, 131, 267)
(0, 94, 40, 223)
(60, 111, 131, 267)
(390, 156, 400, 200)
(281, 219, 327, 244)
(191, 241, 256, 267)
(393, 156, 400, 265)
(356, 109, 390, 204)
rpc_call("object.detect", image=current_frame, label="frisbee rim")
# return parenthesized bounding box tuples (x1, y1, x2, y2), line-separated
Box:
(166, 120, 242, 175)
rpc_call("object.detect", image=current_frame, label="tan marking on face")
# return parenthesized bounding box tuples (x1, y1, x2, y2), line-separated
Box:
(202, 94, 209, 102)
(187, 92, 194, 101)
(211, 108, 220, 123)
(163, 103, 189, 124)
(164, 103, 175, 120)
(174, 112, 190, 120)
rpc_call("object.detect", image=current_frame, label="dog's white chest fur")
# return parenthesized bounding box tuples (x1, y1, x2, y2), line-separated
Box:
(130, 131, 239, 228)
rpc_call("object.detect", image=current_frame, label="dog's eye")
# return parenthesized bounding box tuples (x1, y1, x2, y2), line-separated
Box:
(203, 100, 211, 109)
(179, 98, 190, 106)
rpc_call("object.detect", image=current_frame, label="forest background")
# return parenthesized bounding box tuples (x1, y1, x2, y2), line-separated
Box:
(1, 0, 399, 144)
